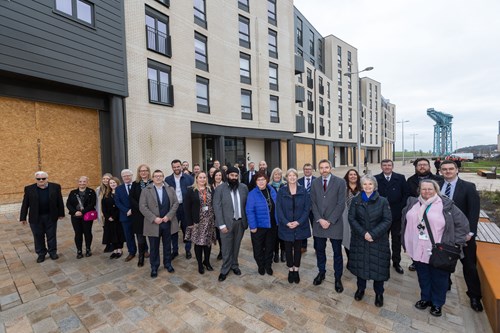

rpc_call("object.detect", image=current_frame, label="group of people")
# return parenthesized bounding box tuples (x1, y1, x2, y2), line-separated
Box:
(19, 156, 483, 317)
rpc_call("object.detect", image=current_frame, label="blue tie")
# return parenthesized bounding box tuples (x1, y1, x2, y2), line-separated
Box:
(444, 183, 451, 197)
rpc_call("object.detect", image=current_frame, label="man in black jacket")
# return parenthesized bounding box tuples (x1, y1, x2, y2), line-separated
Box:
(374, 159, 410, 274)
(440, 160, 483, 312)
(19, 171, 65, 263)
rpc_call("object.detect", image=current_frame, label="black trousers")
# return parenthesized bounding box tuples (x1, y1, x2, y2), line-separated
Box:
(71, 217, 93, 251)
(389, 215, 402, 265)
(461, 237, 482, 299)
(30, 214, 57, 256)
(251, 225, 277, 269)
(148, 221, 172, 270)
(284, 240, 302, 268)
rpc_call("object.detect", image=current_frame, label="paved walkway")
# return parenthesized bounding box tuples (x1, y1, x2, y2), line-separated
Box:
(0, 161, 496, 332)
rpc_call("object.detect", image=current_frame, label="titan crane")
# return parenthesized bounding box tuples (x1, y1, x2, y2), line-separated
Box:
(426, 108, 453, 156)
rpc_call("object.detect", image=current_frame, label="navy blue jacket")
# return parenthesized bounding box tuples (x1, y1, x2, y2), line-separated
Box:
(276, 184, 311, 241)
(374, 172, 410, 220)
(165, 173, 194, 202)
(246, 185, 277, 229)
(114, 183, 132, 223)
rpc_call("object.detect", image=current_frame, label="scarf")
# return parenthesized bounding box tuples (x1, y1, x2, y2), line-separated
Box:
(271, 181, 283, 191)
(417, 194, 439, 223)
(361, 191, 375, 202)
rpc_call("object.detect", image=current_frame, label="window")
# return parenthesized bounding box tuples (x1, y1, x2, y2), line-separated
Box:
(319, 118, 324, 135)
(328, 120, 331, 136)
(238, 0, 249, 12)
(327, 101, 331, 117)
(307, 91, 313, 111)
(241, 89, 252, 119)
(148, 60, 173, 106)
(196, 76, 209, 113)
(269, 63, 278, 91)
(338, 88, 342, 103)
(338, 105, 342, 121)
(327, 82, 330, 98)
(309, 29, 314, 56)
(347, 50, 352, 63)
(156, 0, 169, 6)
(318, 76, 324, 95)
(306, 68, 313, 89)
(318, 39, 323, 70)
(195, 32, 208, 71)
(296, 18, 303, 45)
(268, 0, 277, 25)
(270, 96, 279, 123)
(337, 70, 342, 85)
(55, 0, 94, 26)
(297, 73, 302, 83)
(348, 108, 352, 122)
(146, 9, 171, 57)
(348, 125, 353, 139)
(194, 0, 207, 28)
(240, 53, 251, 84)
(319, 97, 324, 115)
(347, 75, 352, 89)
(348, 91, 352, 106)
(308, 114, 314, 133)
(339, 124, 343, 138)
(268, 29, 278, 58)
(239, 16, 250, 48)
(337, 45, 342, 67)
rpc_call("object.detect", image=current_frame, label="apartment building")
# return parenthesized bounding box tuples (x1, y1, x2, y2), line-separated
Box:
(381, 98, 396, 160)
(0, 0, 128, 204)
(124, 0, 298, 172)
(360, 77, 382, 163)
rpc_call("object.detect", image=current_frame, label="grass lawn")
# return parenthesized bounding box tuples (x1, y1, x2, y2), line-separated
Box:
(462, 160, 500, 174)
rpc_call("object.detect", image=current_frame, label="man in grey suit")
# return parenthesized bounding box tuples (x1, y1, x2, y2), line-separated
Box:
(311, 159, 346, 292)
(213, 166, 249, 282)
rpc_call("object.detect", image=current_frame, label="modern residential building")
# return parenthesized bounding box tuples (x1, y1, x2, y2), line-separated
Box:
(0, 0, 128, 204)
(382, 97, 396, 161)
(360, 77, 382, 163)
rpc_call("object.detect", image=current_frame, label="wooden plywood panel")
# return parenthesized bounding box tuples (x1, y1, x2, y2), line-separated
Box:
(296, 143, 313, 171)
(0, 97, 40, 203)
(38, 102, 101, 194)
(316, 145, 328, 162)
(280, 140, 287, 171)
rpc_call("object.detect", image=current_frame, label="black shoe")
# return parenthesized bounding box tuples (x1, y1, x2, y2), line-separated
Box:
(103, 244, 113, 253)
(198, 264, 205, 275)
(217, 252, 223, 260)
(49, 253, 59, 260)
(218, 273, 227, 281)
(266, 267, 273, 276)
(110, 253, 117, 259)
(335, 280, 344, 293)
(354, 289, 365, 301)
(232, 268, 241, 275)
(430, 305, 442, 317)
(288, 271, 294, 283)
(393, 264, 404, 274)
(172, 252, 179, 260)
(273, 252, 279, 263)
(258, 267, 265, 275)
(165, 265, 175, 273)
(85, 250, 92, 257)
(280, 250, 286, 262)
(76, 251, 83, 259)
(203, 262, 214, 271)
(137, 254, 144, 267)
(375, 294, 384, 307)
(470, 298, 484, 312)
(294, 271, 300, 284)
(186, 251, 192, 259)
(151, 270, 158, 278)
(115, 252, 122, 259)
(313, 272, 325, 286)
(415, 300, 432, 310)
(408, 263, 416, 271)
(37, 255, 45, 263)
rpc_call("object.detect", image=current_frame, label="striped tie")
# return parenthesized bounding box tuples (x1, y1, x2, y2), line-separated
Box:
(444, 182, 451, 197)
(306, 178, 311, 193)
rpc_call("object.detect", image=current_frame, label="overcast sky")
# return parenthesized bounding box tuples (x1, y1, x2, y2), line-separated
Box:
(294, 0, 500, 152)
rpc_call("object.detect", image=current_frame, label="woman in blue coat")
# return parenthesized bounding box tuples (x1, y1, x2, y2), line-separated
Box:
(276, 168, 311, 283)
(246, 171, 278, 276)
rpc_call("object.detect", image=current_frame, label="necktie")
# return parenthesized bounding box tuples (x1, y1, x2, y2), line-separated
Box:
(386, 176, 390, 182)
(127, 184, 131, 194)
(232, 190, 240, 219)
(445, 182, 451, 197)
(323, 179, 327, 192)
(306, 178, 311, 192)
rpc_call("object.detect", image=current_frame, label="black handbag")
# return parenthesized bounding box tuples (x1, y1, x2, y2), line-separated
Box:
(423, 212, 461, 273)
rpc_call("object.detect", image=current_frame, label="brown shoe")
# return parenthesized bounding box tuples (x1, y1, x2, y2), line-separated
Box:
(144, 251, 150, 258)
(301, 248, 307, 253)
(125, 254, 135, 262)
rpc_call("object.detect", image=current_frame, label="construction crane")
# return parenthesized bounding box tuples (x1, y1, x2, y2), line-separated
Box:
(427, 108, 453, 156)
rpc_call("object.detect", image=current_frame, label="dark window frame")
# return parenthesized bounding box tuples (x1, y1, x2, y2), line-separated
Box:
(268, 29, 278, 58)
(53, 0, 95, 27)
(147, 59, 173, 106)
(194, 0, 207, 29)
(156, 0, 170, 7)
(194, 32, 209, 71)
(241, 89, 252, 120)
(145, 7, 171, 57)
(269, 62, 278, 91)
(196, 76, 210, 113)
(239, 15, 251, 48)
(270, 95, 279, 123)
(239, 52, 251, 84)
(268, 0, 277, 26)
(238, 0, 249, 12)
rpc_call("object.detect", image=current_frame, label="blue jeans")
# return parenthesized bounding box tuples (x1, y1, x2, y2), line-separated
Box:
(315, 237, 343, 279)
(414, 261, 450, 307)
(120, 219, 137, 255)
(148, 221, 172, 270)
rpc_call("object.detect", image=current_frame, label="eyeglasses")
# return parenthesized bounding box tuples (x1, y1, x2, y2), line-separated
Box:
(153, 175, 164, 178)
(139, 170, 149, 172)
(36, 178, 47, 181)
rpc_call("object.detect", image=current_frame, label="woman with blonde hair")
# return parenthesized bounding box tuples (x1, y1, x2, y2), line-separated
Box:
(102, 177, 125, 258)
(96, 173, 112, 252)
(270, 167, 286, 262)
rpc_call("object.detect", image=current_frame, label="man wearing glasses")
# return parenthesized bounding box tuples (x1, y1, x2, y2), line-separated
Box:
(20, 171, 65, 263)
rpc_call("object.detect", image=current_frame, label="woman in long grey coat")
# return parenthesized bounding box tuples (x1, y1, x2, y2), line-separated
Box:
(348, 175, 392, 307)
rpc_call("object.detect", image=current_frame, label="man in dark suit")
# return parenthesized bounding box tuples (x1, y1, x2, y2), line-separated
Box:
(297, 163, 316, 252)
(310, 159, 346, 292)
(374, 159, 410, 274)
(20, 171, 65, 263)
(440, 160, 483, 312)
(213, 167, 249, 282)
(242, 161, 256, 189)
(248, 160, 271, 191)
(114, 168, 137, 262)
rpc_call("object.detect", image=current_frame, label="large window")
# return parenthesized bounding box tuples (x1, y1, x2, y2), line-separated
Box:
(55, 0, 94, 26)
(309, 29, 314, 56)
(269, 62, 278, 91)
(238, 0, 249, 12)
(337, 45, 342, 67)
(239, 15, 250, 48)
(268, 0, 277, 25)
(195, 32, 208, 71)
(296, 18, 303, 45)
(268, 29, 278, 58)
(240, 53, 251, 84)
(270, 96, 279, 123)
(196, 76, 210, 113)
(241, 89, 252, 120)
(146, 9, 171, 57)
(148, 60, 173, 106)
(194, 0, 207, 28)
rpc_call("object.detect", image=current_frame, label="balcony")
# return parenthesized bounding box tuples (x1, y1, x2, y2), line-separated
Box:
(307, 77, 314, 89)
(148, 80, 174, 106)
(295, 115, 305, 133)
(319, 126, 325, 136)
(146, 26, 171, 57)
(308, 123, 314, 133)
(307, 100, 314, 111)
(319, 84, 324, 95)
(319, 105, 324, 115)
(295, 85, 305, 103)
(294, 54, 304, 74)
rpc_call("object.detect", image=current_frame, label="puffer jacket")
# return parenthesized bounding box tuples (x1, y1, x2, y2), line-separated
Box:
(348, 191, 392, 281)
(276, 184, 311, 241)
(246, 185, 277, 229)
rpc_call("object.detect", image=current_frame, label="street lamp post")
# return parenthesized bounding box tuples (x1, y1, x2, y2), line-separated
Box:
(397, 120, 410, 165)
(411, 133, 418, 159)
(344, 66, 374, 173)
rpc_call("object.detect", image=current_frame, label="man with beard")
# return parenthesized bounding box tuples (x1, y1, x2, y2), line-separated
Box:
(406, 158, 443, 271)
(213, 167, 249, 282)
(249, 160, 271, 191)
(165, 159, 194, 259)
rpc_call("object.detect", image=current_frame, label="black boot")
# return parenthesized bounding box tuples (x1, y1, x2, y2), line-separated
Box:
(203, 246, 213, 271)
(280, 249, 286, 262)
(195, 245, 204, 274)
(273, 251, 279, 263)
(137, 243, 145, 267)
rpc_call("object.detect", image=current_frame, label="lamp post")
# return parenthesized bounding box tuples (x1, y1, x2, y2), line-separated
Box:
(397, 120, 410, 165)
(411, 133, 418, 159)
(344, 66, 374, 173)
